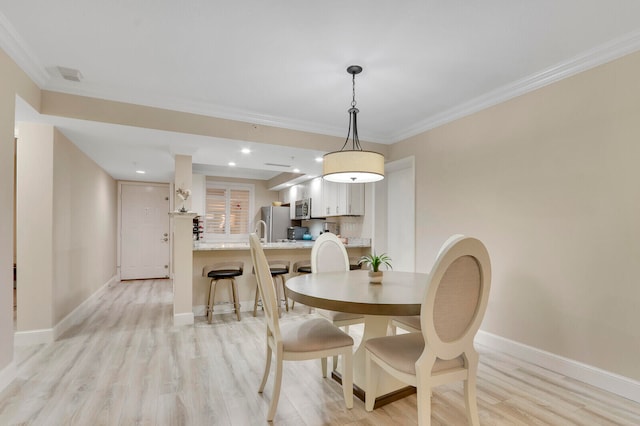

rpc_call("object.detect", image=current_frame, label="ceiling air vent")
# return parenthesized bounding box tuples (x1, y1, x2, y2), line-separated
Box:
(264, 163, 291, 168)
(57, 66, 83, 82)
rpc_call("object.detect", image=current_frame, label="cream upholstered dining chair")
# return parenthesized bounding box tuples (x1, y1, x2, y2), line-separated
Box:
(311, 232, 365, 370)
(249, 233, 354, 422)
(389, 234, 465, 335)
(365, 236, 491, 426)
(311, 232, 365, 332)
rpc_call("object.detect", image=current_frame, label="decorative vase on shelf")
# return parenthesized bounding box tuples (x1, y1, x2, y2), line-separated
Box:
(176, 187, 191, 213)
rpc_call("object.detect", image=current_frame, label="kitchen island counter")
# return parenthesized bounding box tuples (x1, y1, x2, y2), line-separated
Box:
(193, 239, 370, 251)
(192, 238, 370, 316)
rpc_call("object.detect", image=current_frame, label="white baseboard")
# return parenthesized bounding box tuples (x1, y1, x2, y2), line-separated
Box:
(14, 328, 54, 346)
(53, 275, 117, 340)
(173, 312, 194, 326)
(475, 330, 640, 404)
(0, 361, 16, 394)
(15, 275, 117, 346)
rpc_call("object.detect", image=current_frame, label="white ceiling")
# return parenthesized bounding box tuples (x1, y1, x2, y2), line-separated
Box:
(3, 1, 640, 183)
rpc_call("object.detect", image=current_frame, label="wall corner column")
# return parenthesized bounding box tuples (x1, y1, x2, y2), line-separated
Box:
(170, 211, 197, 326)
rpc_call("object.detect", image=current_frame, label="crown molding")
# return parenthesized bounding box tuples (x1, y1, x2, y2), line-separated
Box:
(0, 11, 49, 86)
(392, 29, 640, 143)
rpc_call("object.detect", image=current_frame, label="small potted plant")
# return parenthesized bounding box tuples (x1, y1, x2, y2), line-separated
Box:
(359, 252, 392, 284)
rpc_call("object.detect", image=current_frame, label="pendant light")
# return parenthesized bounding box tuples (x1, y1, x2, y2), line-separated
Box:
(322, 65, 384, 183)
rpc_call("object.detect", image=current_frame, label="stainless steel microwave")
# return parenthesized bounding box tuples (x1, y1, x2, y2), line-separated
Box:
(294, 198, 311, 220)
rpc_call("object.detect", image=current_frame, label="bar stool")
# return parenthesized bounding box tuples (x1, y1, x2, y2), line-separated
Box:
(202, 262, 243, 322)
(253, 260, 290, 316)
(349, 257, 363, 270)
(290, 260, 311, 309)
(293, 260, 312, 274)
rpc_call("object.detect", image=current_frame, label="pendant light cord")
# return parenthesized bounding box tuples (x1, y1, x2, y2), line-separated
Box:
(340, 70, 363, 152)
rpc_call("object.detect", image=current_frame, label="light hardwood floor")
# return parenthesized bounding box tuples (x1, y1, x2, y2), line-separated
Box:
(1, 279, 639, 425)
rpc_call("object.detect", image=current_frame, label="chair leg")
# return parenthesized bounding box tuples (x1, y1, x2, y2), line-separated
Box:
(259, 340, 272, 393)
(266, 347, 284, 422)
(334, 324, 350, 371)
(388, 322, 398, 335)
(207, 279, 217, 323)
(365, 351, 378, 412)
(253, 283, 260, 317)
(231, 278, 241, 321)
(321, 357, 327, 378)
(464, 350, 480, 426)
(416, 353, 436, 426)
(280, 276, 289, 312)
(342, 348, 353, 409)
(416, 382, 432, 426)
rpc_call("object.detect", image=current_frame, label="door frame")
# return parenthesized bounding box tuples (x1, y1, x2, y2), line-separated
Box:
(117, 181, 173, 281)
(373, 156, 415, 272)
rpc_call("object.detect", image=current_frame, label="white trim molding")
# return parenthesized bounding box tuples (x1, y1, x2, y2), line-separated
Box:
(52, 275, 116, 340)
(0, 361, 17, 394)
(392, 29, 640, 142)
(15, 275, 116, 346)
(476, 330, 640, 404)
(14, 328, 54, 346)
(173, 312, 195, 327)
(0, 11, 48, 86)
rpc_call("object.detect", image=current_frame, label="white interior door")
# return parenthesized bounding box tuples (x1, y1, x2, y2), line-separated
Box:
(120, 183, 170, 280)
(386, 158, 415, 272)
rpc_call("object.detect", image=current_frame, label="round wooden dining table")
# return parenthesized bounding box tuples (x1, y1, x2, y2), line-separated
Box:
(285, 269, 429, 407)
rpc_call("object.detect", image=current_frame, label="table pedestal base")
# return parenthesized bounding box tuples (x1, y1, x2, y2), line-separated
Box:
(331, 370, 416, 409)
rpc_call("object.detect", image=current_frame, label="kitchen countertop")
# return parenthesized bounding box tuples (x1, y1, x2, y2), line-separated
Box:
(193, 239, 370, 251)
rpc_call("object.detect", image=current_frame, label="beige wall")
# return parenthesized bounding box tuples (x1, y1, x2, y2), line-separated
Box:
(391, 51, 640, 381)
(0, 47, 40, 374)
(52, 129, 117, 324)
(16, 123, 55, 331)
(15, 124, 118, 330)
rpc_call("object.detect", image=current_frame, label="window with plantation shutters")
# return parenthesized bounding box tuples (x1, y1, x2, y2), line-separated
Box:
(204, 181, 254, 240)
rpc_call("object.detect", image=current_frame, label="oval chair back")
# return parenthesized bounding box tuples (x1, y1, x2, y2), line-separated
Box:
(311, 233, 349, 273)
(419, 236, 491, 361)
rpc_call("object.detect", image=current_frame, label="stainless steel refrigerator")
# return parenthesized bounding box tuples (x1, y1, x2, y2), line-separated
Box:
(260, 206, 290, 242)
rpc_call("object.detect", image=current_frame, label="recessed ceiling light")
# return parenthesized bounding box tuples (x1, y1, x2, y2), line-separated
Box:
(315, 157, 323, 162)
(136, 170, 146, 174)
(293, 168, 300, 173)
(228, 162, 236, 166)
(241, 148, 251, 154)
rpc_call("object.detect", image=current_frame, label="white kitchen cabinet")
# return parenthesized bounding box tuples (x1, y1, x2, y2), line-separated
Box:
(308, 177, 325, 218)
(320, 180, 364, 216)
(322, 180, 337, 216)
(345, 183, 365, 215)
